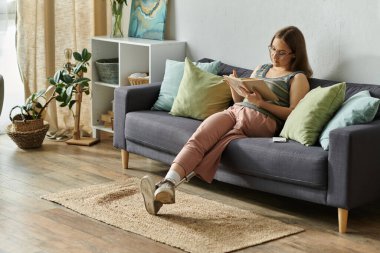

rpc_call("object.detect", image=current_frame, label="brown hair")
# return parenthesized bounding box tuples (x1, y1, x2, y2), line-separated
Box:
(270, 26, 313, 78)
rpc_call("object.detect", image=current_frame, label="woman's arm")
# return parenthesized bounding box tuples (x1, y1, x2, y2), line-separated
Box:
(245, 73, 310, 120)
(230, 86, 244, 103)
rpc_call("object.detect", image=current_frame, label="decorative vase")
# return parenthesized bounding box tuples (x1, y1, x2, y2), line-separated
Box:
(111, 3, 124, 37)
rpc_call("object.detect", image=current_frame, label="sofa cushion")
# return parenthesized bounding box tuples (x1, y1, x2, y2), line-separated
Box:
(170, 58, 232, 120)
(319, 90, 380, 150)
(125, 111, 201, 155)
(125, 110, 328, 189)
(222, 138, 328, 189)
(280, 82, 346, 146)
(152, 59, 221, 112)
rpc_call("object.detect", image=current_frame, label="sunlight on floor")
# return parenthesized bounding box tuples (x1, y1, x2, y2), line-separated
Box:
(0, 12, 24, 134)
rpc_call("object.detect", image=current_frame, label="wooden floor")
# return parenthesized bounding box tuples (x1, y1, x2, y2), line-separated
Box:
(0, 133, 380, 253)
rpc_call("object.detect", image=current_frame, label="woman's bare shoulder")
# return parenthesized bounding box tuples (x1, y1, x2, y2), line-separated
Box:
(290, 72, 310, 90)
(293, 72, 309, 82)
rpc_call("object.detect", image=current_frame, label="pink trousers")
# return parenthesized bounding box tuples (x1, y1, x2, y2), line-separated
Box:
(172, 105, 277, 183)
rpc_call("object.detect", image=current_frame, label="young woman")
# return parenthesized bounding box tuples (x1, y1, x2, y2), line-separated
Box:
(141, 26, 313, 215)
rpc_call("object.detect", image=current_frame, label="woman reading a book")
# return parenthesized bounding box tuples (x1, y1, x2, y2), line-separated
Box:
(141, 26, 313, 215)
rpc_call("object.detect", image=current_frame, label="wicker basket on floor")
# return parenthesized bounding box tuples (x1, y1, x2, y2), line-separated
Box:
(128, 76, 149, 85)
(7, 123, 49, 149)
(11, 115, 44, 132)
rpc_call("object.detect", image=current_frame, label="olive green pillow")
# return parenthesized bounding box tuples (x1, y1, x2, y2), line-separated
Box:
(152, 59, 221, 111)
(170, 58, 231, 120)
(280, 82, 346, 146)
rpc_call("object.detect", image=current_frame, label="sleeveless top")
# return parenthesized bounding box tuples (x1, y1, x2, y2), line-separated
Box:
(237, 64, 303, 127)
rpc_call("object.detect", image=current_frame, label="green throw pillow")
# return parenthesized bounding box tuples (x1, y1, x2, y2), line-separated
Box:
(169, 58, 231, 120)
(152, 59, 221, 111)
(319, 90, 380, 150)
(280, 82, 346, 146)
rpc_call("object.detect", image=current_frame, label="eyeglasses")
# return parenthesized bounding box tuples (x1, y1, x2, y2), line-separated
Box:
(268, 46, 293, 58)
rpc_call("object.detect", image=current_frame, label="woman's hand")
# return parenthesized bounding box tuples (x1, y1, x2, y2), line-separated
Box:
(230, 69, 237, 77)
(239, 86, 264, 107)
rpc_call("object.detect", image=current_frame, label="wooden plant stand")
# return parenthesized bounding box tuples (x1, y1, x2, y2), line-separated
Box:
(66, 68, 99, 146)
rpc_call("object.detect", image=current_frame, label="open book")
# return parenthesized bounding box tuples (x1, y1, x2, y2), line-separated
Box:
(223, 75, 279, 102)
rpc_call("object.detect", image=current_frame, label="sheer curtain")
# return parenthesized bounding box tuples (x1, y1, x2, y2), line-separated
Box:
(16, 0, 106, 137)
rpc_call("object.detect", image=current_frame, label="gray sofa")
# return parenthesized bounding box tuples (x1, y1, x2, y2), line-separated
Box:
(113, 59, 380, 233)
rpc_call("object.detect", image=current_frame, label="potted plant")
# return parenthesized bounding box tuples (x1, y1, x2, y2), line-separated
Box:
(9, 88, 52, 130)
(7, 48, 93, 148)
(7, 89, 49, 149)
(48, 48, 98, 145)
(110, 0, 128, 37)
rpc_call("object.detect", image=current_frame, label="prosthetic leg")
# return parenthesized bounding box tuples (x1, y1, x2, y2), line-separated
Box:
(174, 171, 196, 187)
(155, 171, 196, 204)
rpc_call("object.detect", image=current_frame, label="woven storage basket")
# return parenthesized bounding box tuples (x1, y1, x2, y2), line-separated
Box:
(95, 58, 119, 84)
(128, 76, 149, 85)
(12, 115, 44, 132)
(7, 123, 49, 149)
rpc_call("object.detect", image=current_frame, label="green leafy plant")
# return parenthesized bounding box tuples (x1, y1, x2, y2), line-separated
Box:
(9, 87, 53, 121)
(9, 48, 92, 122)
(111, 0, 128, 14)
(49, 48, 91, 110)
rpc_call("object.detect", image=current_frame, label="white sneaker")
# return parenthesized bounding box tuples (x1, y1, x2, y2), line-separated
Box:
(140, 176, 163, 215)
(154, 180, 175, 204)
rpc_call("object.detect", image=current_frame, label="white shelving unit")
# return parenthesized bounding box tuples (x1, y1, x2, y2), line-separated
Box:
(91, 36, 186, 138)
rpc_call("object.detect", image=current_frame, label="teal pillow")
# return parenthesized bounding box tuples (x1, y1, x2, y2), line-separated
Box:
(319, 90, 380, 150)
(152, 59, 221, 111)
(280, 82, 346, 146)
(169, 58, 231, 120)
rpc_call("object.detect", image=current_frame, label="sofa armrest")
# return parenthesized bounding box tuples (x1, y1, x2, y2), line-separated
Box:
(327, 120, 380, 209)
(113, 82, 161, 150)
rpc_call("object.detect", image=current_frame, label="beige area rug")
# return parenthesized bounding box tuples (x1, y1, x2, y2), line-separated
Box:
(41, 177, 303, 253)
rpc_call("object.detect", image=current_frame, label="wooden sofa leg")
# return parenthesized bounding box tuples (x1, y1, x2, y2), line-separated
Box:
(121, 150, 129, 169)
(338, 208, 348, 233)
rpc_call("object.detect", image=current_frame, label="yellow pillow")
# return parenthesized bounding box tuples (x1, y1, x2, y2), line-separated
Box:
(170, 58, 231, 120)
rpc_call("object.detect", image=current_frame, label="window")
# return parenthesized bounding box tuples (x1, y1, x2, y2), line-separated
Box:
(0, 0, 24, 133)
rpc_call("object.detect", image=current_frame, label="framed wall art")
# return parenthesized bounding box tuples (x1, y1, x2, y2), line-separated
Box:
(128, 0, 168, 40)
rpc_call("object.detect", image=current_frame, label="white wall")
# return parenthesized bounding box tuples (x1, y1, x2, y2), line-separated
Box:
(0, 0, 16, 14)
(165, 0, 380, 84)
